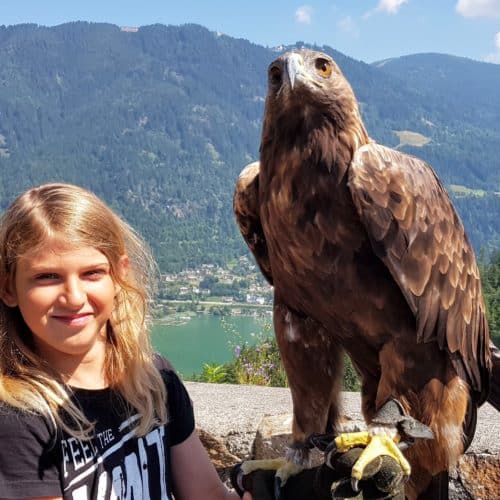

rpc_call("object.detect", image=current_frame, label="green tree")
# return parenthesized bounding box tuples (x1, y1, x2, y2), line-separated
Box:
(481, 251, 500, 345)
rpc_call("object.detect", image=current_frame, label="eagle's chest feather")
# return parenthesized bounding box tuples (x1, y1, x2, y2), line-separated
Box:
(259, 158, 366, 291)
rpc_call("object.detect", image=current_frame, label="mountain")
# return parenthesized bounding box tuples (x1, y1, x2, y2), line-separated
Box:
(0, 22, 498, 271)
(373, 53, 500, 134)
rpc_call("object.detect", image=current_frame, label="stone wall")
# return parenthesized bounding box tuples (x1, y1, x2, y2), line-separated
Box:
(185, 382, 500, 499)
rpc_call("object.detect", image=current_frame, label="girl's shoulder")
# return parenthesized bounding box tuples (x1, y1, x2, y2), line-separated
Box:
(153, 355, 195, 446)
(0, 401, 53, 429)
(0, 401, 57, 453)
(154, 354, 186, 394)
(0, 403, 61, 497)
(153, 352, 174, 371)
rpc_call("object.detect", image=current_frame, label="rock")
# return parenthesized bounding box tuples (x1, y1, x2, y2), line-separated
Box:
(197, 428, 241, 471)
(253, 413, 294, 460)
(452, 453, 500, 499)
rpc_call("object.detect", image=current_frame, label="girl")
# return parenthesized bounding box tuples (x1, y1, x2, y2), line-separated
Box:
(0, 183, 251, 500)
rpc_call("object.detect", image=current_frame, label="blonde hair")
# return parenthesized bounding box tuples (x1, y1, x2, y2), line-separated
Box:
(0, 183, 167, 438)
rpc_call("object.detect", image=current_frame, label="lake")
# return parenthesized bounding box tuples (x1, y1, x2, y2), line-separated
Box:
(152, 314, 273, 377)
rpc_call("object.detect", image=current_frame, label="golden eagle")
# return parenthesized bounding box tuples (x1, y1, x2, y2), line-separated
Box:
(234, 49, 497, 499)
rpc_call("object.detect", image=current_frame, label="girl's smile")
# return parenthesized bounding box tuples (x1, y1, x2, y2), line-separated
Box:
(51, 313, 94, 327)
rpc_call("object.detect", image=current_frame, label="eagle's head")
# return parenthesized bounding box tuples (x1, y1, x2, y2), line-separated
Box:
(262, 49, 368, 149)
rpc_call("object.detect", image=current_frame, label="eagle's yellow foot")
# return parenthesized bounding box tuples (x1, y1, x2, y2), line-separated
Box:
(334, 430, 410, 490)
(240, 457, 286, 475)
(237, 455, 306, 499)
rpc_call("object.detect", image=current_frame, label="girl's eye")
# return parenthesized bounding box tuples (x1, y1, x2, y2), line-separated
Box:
(35, 273, 59, 282)
(84, 269, 106, 279)
(315, 58, 332, 78)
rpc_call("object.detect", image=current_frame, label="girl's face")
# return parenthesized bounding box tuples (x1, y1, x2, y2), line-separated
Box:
(3, 239, 127, 376)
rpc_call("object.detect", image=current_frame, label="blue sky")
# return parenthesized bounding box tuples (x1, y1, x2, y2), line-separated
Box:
(3, 0, 500, 63)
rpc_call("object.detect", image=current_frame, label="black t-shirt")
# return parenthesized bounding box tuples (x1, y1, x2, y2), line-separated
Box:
(0, 368, 195, 499)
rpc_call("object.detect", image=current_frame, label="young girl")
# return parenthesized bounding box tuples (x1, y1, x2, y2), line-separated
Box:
(0, 183, 251, 500)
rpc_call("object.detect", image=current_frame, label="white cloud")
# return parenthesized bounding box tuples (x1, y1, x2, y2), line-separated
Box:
(483, 32, 500, 63)
(484, 52, 500, 62)
(295, 5, 313, 25)
(456, 0, 500, 18)
(337, 16, 360, 38)
(364, 0, 408, 18)
(378, 0, 409, 14)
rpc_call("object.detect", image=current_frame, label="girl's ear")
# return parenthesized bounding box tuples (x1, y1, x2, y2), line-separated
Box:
(114, 254, 130, 295)
(1, 278, 18, 308)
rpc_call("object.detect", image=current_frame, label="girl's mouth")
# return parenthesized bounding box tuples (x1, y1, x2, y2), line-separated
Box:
(52, 313, 93, 327)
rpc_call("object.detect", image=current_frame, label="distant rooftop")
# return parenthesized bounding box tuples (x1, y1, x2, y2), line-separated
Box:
(120, 26, 138, 33)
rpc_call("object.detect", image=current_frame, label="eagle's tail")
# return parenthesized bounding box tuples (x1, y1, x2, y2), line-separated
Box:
(487, 341, 500, 411)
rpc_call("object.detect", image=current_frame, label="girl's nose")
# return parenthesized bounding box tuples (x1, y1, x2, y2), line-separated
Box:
(59, 277, 86, 308)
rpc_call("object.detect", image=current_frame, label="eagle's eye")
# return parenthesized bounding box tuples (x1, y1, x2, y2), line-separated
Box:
(315, 58, 332, 78)
(269, 65, 282, 86)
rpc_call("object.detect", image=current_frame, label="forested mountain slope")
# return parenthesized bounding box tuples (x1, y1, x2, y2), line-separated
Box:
(0, 22, 498, 271)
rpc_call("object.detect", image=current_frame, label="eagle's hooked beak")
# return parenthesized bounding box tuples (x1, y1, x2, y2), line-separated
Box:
(285, 53, 305, 90)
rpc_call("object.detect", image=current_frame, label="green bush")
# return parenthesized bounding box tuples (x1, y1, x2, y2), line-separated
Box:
(480, 251, 500, 346)
(229, 335, 288, 387)
(199, 363, 230, 383)
(343, 355, 362, 392)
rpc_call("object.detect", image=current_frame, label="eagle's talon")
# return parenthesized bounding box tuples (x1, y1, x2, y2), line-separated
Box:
(351, 477, 360, 492)
(274, 476, 283, 500)
(275, 460, 306, 486)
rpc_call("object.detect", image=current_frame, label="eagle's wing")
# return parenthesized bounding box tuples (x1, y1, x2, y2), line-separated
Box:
(233, 162, 273, 285)
(348, 143, 490, 403)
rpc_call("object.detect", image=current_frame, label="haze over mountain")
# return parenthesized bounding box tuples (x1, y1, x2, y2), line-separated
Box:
(0, 22, 498, 271)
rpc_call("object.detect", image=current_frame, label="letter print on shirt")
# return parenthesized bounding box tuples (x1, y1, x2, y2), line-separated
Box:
(62, 414, 171, 499)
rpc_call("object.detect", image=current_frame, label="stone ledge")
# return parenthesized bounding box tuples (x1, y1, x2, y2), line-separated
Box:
(185, 382, 500, 498)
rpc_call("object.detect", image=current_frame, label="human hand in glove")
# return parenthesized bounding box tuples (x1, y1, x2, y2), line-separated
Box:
(231, 451, 405, 500)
